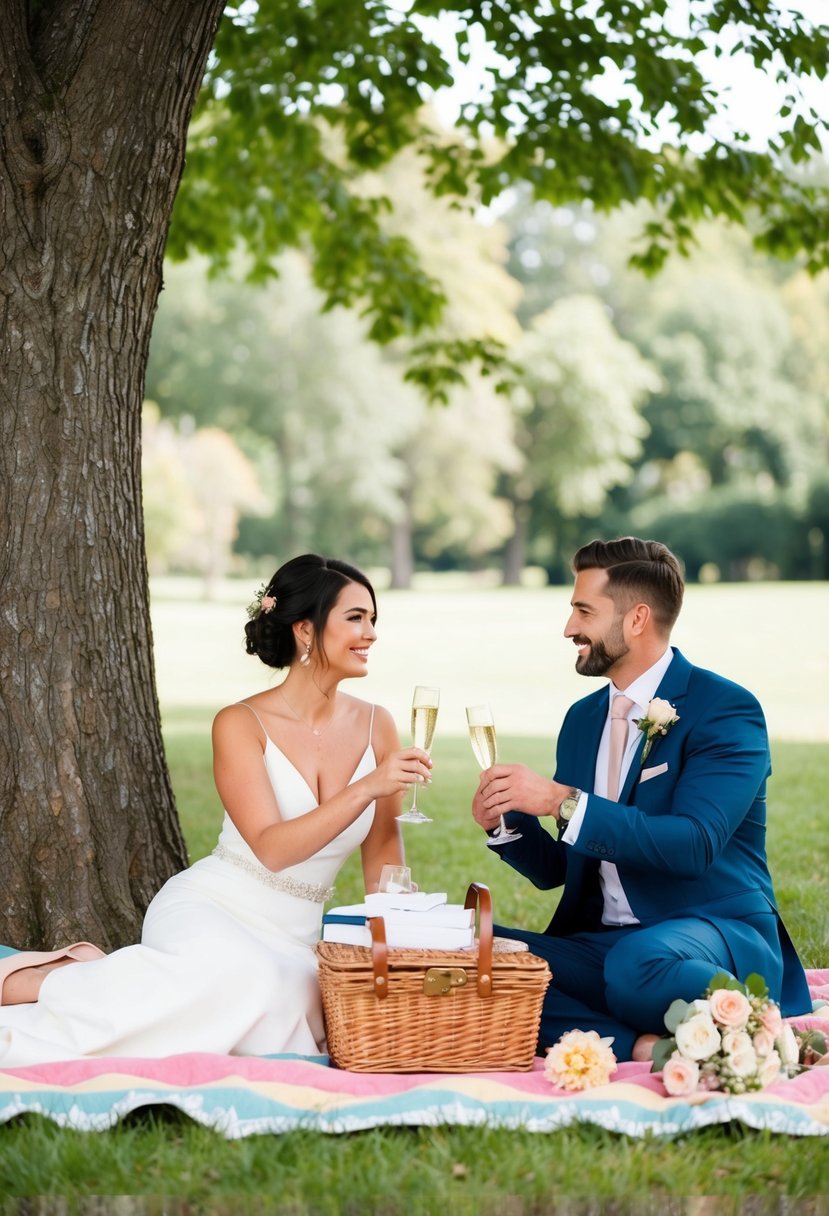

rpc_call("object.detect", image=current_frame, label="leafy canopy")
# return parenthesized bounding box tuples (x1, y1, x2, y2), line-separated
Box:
(169, 0, 829, 389)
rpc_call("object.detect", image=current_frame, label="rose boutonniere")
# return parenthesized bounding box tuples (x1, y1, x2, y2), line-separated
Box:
(635, 697, 679, 763)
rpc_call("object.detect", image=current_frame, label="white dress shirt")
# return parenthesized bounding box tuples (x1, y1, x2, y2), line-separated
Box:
(561, 647, 674, 926)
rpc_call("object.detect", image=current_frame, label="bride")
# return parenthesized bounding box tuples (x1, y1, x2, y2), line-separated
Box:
(0, 554, 431, 1064)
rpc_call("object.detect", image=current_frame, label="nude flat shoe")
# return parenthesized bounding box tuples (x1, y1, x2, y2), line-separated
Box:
(0, 941, 106, 1005)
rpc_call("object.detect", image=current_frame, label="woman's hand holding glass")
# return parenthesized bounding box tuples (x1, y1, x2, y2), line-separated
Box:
(371, 746, 432, 800)
(397, 686, 439, 824)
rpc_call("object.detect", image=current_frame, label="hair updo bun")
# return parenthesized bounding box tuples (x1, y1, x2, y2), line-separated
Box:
(244, 554, 377, 670)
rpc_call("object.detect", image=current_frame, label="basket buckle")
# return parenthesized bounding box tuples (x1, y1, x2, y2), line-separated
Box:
(423, 967, 469, 996)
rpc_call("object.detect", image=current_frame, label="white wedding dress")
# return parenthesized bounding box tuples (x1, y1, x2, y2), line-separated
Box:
(0, 707, 376, 1066)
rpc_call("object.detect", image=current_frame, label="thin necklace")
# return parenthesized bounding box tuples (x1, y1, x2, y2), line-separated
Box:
(279, 687, 336, 738)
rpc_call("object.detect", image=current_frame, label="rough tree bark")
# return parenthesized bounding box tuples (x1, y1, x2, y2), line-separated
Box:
(0, 0, 226, 948)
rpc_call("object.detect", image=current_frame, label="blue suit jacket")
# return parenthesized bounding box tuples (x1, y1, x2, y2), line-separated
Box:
(500, 648, 810, 1015)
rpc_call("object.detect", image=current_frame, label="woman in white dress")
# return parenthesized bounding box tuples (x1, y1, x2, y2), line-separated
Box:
(0, 554, 431, 1064)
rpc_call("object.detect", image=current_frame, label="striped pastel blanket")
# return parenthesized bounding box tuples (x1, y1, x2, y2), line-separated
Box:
(1, 970, 827, 1140)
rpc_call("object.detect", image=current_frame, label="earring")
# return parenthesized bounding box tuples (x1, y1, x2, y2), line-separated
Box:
(299, 643, 311, 667)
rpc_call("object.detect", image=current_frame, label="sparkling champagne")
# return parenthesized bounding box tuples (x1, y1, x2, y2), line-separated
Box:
(468, 723, 497, 769)
(411, 704, 438, 752)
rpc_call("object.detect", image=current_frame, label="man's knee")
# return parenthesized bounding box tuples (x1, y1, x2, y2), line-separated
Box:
(603, 927, 731, 1031)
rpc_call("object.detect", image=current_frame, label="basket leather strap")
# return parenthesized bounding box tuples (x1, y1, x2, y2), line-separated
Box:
(368, 916, 390, 1000)
(367, 884, 494, 1000)
(464, 882, 493, 997)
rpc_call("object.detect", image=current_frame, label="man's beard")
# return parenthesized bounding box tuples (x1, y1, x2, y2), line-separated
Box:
(574, 618, 628, 677)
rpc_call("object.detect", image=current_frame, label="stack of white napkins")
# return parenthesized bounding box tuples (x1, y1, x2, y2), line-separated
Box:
(322, 891, 475, 950)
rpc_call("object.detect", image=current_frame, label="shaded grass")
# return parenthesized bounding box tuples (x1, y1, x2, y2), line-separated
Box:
(1, 724, 828, 1204)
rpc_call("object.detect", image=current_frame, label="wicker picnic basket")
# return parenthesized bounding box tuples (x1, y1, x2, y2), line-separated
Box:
(316, 882, 551, 1072)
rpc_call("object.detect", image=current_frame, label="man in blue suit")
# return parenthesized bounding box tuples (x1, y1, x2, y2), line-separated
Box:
(472, 537, 810, 1061)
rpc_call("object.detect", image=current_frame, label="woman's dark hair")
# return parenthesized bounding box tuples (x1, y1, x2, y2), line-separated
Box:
(572, 537, 684, 633)
(244, 555, 377, 670)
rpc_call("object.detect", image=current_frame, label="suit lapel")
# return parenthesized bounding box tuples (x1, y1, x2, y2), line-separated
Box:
(619, 648, 692, 803)
(577, 689, 611, 791)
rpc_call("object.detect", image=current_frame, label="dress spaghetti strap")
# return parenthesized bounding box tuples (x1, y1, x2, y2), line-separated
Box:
(235, 701, 269, 747)
(368, 703, 376, 748)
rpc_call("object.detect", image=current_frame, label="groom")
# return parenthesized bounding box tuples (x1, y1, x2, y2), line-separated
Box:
(472, 536, 810, 1061)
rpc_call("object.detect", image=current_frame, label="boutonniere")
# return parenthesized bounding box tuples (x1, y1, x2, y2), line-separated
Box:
(635, 698, 680, 763)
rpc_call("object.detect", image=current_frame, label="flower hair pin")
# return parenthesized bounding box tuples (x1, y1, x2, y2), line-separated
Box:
(635, 697, 679, 763)
(247, 584, 277, 620)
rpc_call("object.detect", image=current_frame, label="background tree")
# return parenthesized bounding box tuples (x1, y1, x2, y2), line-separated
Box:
(500, 296, 657, 583)
(146, 253, 419, 569)
(3, 0, 828, 945)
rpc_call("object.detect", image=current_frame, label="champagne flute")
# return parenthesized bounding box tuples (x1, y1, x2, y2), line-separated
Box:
(397, 686, 439, 824)
(466, 703, 522, 847)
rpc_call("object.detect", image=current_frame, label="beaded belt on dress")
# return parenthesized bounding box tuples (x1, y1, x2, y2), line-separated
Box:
(211, 842, 334, 903)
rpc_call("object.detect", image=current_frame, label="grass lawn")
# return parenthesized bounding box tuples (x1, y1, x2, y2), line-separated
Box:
(2, 580, 829, 1207)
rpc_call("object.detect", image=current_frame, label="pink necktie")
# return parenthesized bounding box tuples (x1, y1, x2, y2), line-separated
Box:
(607, 694, 635, 802)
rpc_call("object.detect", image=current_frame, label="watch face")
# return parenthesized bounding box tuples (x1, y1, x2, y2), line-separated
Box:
(560, 797, 576, 821)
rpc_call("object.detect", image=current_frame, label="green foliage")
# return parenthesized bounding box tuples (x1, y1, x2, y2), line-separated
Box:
(806, 472, 829, 578)
(663, 998, 690, 1036)
(166, 0, 829, 399)
(630, 486, 808, 581)
(646, 1031, 675, 1070)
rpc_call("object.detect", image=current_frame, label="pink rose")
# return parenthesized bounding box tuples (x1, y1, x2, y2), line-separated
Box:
(760, 1004, 783, 1036)
(662, 1054, 700, 1096)
(260, 596, 276, 614)
(708, 988, 751, 1028)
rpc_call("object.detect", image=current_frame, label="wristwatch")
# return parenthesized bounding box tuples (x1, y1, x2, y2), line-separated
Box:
(559, 788, 582, 823)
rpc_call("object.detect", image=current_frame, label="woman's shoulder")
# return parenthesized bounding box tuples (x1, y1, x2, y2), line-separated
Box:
(337, 694, 397, 738)
(212, 697, 270, 745)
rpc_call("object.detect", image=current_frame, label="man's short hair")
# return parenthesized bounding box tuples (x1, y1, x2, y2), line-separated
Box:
(573, 537, 684, 633)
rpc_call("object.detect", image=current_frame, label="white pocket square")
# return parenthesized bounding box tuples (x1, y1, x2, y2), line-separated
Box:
(640, 762, 668, 783)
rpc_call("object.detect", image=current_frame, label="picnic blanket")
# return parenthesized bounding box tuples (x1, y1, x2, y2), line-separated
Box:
(1, 970, 827, 1140)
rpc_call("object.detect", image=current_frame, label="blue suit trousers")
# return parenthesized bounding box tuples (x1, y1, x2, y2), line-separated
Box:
(494, 916, 758, 1061)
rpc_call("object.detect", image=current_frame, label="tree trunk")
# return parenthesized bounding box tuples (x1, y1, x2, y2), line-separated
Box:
(389, 476, 414, 590)
(0, 0, 225, 947)
(389, 519, 414, 590)
(502, 499, 529, 586)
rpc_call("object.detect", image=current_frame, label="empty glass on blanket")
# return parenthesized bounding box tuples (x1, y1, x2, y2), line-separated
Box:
(396, 686, 439, 824)
(466, 703, 522, 847)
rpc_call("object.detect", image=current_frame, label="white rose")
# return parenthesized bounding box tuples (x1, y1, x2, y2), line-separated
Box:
(776, 1024, 801, 1070)
(758, 1048, 783, 1088)
(675, 1011, 721, 1061)
(646, 698, 678, 728)
(721, 1029, 753, 1056)
(723, 1033, 757, 1078)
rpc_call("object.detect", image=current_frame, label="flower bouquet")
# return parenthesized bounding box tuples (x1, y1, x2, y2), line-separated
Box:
(652, 973, 802, 1096)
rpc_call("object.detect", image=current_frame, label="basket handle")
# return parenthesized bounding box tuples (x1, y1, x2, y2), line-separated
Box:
(366, 882, 494, 1000)
(367, 916, 390, 999)
(464, 882, 493, 997)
